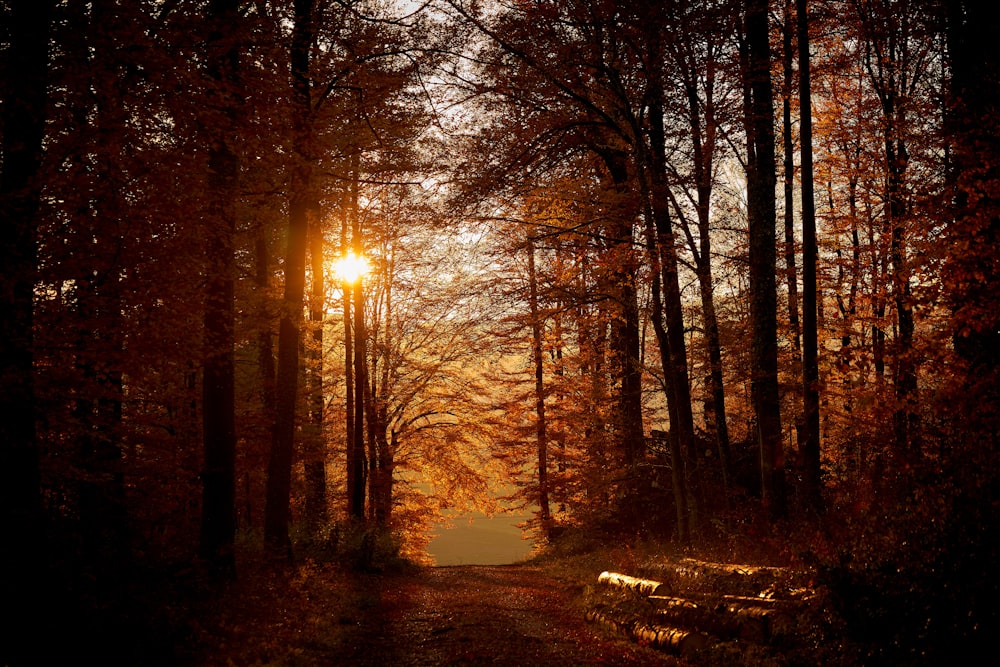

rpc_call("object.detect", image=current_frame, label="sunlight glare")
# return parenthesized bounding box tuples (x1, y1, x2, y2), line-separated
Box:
(333, 251, 370, 284)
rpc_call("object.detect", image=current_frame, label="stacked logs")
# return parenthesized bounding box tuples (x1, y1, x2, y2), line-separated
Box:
(586, 559, 817, 658)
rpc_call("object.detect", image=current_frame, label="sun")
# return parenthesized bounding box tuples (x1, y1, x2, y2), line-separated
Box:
(332, 251, 370, 284)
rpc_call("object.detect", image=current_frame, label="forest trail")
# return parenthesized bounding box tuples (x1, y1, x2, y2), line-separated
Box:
(183, 556, 857, 666)
(330, 565, 673, 666)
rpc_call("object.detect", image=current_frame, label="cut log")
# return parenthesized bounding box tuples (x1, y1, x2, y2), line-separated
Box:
(647, 594, 794, 644)
(721, 603, 795, 640)
(586, 606, 709, 656)
(647, 594, 700, 612)
(682, 590, 807, 612)
(641, 558, 814, 599)
(649, 595, 750, 642)
(597, 571, 667, 596)
(635, 621, 709, 654)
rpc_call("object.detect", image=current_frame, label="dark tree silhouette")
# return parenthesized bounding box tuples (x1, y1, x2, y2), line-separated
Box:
(744, 0, 787, 520)
(0, 1, 54, 662)
(200, 0, 242, 577)
(265, 0, 315, 560)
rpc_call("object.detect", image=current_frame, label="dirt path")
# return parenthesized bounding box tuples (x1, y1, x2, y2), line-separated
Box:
(334, 565, 674, 666)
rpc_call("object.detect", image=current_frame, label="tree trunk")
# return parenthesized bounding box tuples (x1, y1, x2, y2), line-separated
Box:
(597, 149, 644, 516)
(661, 8, 733, 493)
(745, 0, 787, 520)
(527, 236, 552, 531)
(371, 249, 394, 527)
(782, 0, 802, 360)
(644, 54, 701, 535)
(350, 199, 368, 522)
(342, 161, 359, 519)
(634, 70, 690, 542)
(643, 215, 689, 545)
(304, 194, 327, 537)
(200, 0, 241, 576)
(265, 0, 314, 560)
(0, 1, 53, 661)
(254, 211, 276, 531)
(797, 0, 822, 512)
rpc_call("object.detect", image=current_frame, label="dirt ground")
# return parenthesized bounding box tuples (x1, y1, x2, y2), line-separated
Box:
(328, 565, 674, 666)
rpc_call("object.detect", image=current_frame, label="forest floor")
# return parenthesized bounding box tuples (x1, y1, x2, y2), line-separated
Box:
(180, 561, 673, 666)
(170, 543, 871, 667)
(144, 514, 999, 667)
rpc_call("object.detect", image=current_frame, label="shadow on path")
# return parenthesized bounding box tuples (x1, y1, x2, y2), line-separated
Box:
(335, 565, 674, 666)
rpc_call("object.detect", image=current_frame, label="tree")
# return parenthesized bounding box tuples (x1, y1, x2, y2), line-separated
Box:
(350, 182, 369, 522)
(849, 0, 934, 458)
(265, 0, 316, 560)
(781, 0, 803, 362)
(642, 6, 701, 537)
(447, 0, 700, 529)
(304, 179, 328, 537)
(655, 0, 746, 524)
(744, 0, 787, 520)
(944, 0, 1000, 433)
(200, 0, 242, 577)
(527, 235, 552, 532)
(0, 0, 54, 661)
(797, 0, 822, 511)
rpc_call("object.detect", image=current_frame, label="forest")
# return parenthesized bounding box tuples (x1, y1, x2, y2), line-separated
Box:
(1, 0, 998, 664)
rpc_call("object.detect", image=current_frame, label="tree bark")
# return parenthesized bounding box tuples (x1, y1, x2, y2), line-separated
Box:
(797, 0, 822, 512)
(265, 0, 314, 559)
(782, 0, 802, 361)
(350, 187, 368, 522)
(527, 236, 552, 530)
(304, 193, 327, 537)
(596, 149, 644, 515)
(342, 158, 360, 520)
(745, 0, 787, 520)
(643, 46, 700, 535)
(200, 0, 241, 577)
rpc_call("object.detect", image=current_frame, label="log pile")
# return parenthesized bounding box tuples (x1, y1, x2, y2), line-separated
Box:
(585, 558, 827, 660)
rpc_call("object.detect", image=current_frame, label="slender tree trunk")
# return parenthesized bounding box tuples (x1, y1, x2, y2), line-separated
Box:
(796, 0, 822, 512)
(647, 118, 698, 496)
(350, 185, 368, 522)
(253, 194, 276, 531)
(745, 0, 787, 521)
(676, 22, 733, 498)
(635, 57, 695, 540)
(265, 0, 314, 560)
(527, 236, 552, 531)
(552, 305, 567, 513)
(304, 199, 327, 537)
(640, 185, 690, 545)
(646, 34, 698, 460)
(782, 0, 802, 360)
(342, 164, 358, 519)
(372, 258, 393, 527)
(887, 121, 917, 457)
(366, 351, 378, 524)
